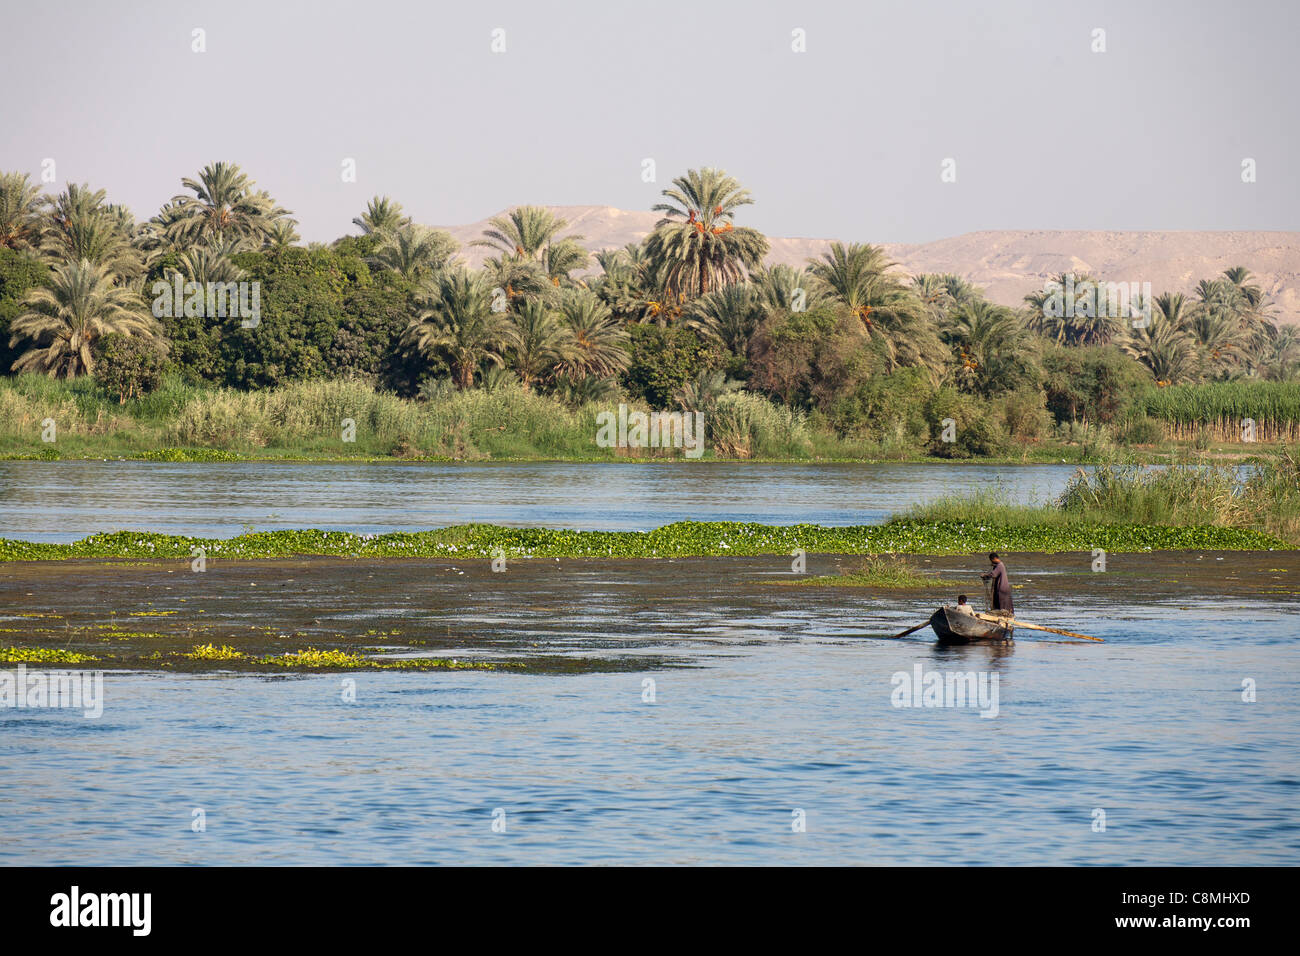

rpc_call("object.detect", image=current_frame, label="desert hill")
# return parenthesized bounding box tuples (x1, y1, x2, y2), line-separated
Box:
(437, 205, 1300, 323)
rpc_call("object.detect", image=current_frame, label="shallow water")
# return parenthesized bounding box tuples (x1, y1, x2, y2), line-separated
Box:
(0, 460, 1083, 541)
(1, 463, 1296, 865)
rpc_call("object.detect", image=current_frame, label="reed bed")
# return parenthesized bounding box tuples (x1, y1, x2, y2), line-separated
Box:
(908, 452, 1300, 544)
(0, 374, 817, 460)
(1137, 382, 1300, 442)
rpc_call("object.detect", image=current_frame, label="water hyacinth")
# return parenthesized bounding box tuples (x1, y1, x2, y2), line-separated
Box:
(0, 519, 1286, 563)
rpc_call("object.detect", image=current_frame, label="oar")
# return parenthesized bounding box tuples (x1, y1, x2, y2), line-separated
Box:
(973, 612, 1103, 642)
(886, 621, 931, 640)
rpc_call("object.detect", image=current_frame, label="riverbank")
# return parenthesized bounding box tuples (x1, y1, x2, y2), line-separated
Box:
(2, 374, 1293, 465)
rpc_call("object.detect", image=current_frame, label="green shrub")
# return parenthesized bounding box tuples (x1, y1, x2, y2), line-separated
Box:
(94, 333, 168, 404)
(623, 324, 722, 408)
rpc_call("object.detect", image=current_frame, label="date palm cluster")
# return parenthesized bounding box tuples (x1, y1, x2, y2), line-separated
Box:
(1, 162, 1292, 401)
(1, 163, 296, 376)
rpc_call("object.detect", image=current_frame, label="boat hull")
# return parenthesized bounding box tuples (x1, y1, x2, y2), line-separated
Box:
(929, 607, 1013, 644)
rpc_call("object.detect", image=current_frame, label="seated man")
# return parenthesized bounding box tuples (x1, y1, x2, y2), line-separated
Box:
(954, 595, 976, 616)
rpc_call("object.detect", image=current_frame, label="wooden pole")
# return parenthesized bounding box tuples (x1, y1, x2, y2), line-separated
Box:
(886, 621, 930, 640)
(973, 612, 1103, 642)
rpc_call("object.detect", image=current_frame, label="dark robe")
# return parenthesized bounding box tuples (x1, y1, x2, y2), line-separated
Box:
(982, 561, 1013, 616)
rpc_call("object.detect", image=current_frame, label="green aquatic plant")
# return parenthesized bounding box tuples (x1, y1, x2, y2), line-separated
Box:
(0, 518, 1288, 564)
(184, 643, 246, 660)
(1, 646, 99, 664)
(253, 648, 367, 668)
(373, 658, 517, 671)
(779, 554, 943, 589)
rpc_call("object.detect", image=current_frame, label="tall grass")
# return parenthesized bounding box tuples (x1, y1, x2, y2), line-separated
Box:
(0, 374, 822, 460)
(711, 392, 813, 458)
(1137, 381, 1300, 442)
(905, 451, 1300, 543)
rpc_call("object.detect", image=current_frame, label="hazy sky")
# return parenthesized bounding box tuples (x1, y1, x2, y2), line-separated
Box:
(3, 0, 1296, 243)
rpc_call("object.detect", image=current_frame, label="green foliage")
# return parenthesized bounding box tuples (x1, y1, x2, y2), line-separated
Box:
(156, 245, 421, 390)
(1121, 416, 1165, 445)
(924, 388, 1006, 458)
(0, 247, 49, 372)
(0, 517, 1284, 564)
(1136, 381, 1300, 435)
(710, 391, 813, 458)
(94, 333, 168, 403)
(822, 366, 932, 441)
(1042, 344, 1148, 425)
(911, 454, 1300, 544)
(1, 646, 98, 663)
(747, 304, 872, 411)
(784, 554, 942, 588)
(623, 324, 721, 408)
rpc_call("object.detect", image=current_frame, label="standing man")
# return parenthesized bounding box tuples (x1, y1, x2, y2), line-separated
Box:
(981, 552, 1013, 617)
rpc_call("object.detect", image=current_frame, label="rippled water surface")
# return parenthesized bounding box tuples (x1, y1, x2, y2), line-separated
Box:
(0, 460, 1083, 541)
(1, 462, 1297, 865)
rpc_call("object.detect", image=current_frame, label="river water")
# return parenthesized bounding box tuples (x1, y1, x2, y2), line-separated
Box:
(1, 461, 1297, 865)
(0, 459, 1081, 541)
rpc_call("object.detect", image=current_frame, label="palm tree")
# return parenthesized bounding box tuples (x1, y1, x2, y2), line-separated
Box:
(644, 168, 769, 298)
(1222, 266, 1264, 309)
(913, 273, 982, 322)
(9, 259, 160, 377)
(473, 206, 582, 261)
(167, 237, 248, 286)
(366, 224, 459, 283)
(1216, 267, 1276, 368)
(1022, 273, 1121, 345)
(541, 237, 589, 285)
(0, 171, 45, 251)
(552, 371, 621, 407)
(590, 243, 670, 325)
(939, 300, 1031, 395)
(555, 289, 628, 379)
(1189, 279, 1246, 377)
(264, 219, 301, 251)
(352, 196, 411, 236)
(402, 268, 510, 388)
(506, 299, 572, 390)
(811, 242, 943, 374)
(750, 264, 823, 313)
(482, 254, 553, 309)
(683, 283, 766, 356)
(40, 184, 143, 279)
(1257, 325, 1300, 381)
(673, 367, 738, 413)
(167, 162, 293, 249)
(1122, 293, 1198, 384)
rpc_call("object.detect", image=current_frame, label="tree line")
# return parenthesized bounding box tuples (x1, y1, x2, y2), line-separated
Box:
(1, 163, 1295, 448)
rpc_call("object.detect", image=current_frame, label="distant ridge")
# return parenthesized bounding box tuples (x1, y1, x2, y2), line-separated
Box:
(437, 205, 1300, 324)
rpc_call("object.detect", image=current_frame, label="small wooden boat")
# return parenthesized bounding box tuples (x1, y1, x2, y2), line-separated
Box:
(929, 607, 1013, 644)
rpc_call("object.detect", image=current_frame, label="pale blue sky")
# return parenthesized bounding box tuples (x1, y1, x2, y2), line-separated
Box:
(3, 0, 1296, 242)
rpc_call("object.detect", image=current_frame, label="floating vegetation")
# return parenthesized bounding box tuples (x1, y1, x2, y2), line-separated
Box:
(184, 643, 246, 661)
(0, 518, 1287, 564)
(776, 554, 944, 589)
(372, 658, 516, 671)
(254, 648, 368, 668)
(137, 447, 244, 462)
(1, 646, 99, 664)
